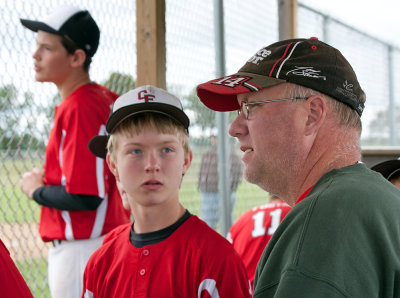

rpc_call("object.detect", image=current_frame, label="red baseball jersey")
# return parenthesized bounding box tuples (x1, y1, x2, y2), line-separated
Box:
(83, 216, 252, 297)
(227, 201, 291, 289)
(0, 239, 33, 297)
(40, 83, 130, 241)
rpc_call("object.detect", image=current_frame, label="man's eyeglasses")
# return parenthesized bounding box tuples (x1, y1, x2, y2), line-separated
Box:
(238, 97, 309, 120)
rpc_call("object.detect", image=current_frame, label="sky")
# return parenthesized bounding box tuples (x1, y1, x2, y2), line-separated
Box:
(300, 0, 400, 48)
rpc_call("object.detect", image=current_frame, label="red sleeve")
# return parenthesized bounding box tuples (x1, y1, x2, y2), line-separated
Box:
(0, 240, 33, 298)
(61, 101, 102, 194)
(58, 85, 118, 196)
(200, 249, 252, 297)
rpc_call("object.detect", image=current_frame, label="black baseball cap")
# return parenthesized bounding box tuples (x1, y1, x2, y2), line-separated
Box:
(371, 159, 400, 180)
(197, 37, 366, 116)
(89, 85, 190, 159)
(20, 5, 100, 58)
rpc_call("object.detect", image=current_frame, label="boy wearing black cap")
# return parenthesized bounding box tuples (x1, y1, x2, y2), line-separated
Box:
(83, 85, 251, 297)
(371, 158, 400, 189)
(19, 6, 130, 298)
(196, 38, 400, 297)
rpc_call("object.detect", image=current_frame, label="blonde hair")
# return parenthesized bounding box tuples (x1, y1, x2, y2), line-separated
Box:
(284, 83, 362, 132)
(107, 113, 190, 160)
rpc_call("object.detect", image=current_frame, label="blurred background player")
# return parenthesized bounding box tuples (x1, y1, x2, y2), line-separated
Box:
(198, 135, 243, 229)
(227, 195, 291, 289)
(83, 85, 251, 297)
(19, 6, 130, 298)
(371, 158, 400, 189)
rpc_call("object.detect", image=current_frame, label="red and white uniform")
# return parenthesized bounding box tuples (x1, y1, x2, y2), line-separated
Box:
(83, 216, 252, 297)
(41, 83, 130, 241)
(227, 201, 291, 289)
(0, 239, 33, 298)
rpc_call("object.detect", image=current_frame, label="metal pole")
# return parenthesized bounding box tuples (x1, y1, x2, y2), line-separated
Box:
(214, 0, 232, 235)
(388, 45, 396, 145)
(322, 15, 330, 43)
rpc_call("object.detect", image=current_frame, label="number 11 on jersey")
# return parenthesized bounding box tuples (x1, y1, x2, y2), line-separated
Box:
(251, 209, 283, 238)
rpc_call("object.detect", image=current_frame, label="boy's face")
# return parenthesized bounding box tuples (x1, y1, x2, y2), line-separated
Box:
(33, 31, 72, 84)
(390, 175, 400, 190)
(107, 127, 192, 212)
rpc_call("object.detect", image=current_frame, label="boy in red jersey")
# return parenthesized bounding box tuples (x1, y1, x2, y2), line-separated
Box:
(227, 195, 291, 290)
(83, 85, 251, 297)
(19, 6, 130, 298)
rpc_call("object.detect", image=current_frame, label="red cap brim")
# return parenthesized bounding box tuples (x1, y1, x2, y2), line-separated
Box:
(196, 72, 285, 111)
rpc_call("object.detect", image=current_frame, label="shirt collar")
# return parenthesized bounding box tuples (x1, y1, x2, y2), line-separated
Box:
(295, 185, 314, 205)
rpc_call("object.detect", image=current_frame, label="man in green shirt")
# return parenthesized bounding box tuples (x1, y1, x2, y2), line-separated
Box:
(196, 37, 400, 297)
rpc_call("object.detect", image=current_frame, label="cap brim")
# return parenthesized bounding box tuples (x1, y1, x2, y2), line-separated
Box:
(196, 71, 286, 112)
(20, 19, 58, 34)
(88, 135, 108, 159)
(371, 159, 400, 179)
(107, 102, 190, 133)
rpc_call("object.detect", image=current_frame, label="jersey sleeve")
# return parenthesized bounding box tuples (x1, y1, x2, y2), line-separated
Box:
(201, 250, 252, 298)
(60, 97, 108, 195)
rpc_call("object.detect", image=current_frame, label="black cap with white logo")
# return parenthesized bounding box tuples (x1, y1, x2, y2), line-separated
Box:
(20, 5, 100, 57)
(197, 37, 366, 116)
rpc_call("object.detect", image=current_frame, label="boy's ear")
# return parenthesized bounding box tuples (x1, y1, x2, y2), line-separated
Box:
(70, 49, 86, 68)
(106, 153, 120, 181)
(182, 150, 193, 175)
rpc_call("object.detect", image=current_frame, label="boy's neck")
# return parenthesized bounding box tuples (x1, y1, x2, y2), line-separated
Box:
(57, 71, 92, 100)
(132, 203, 186, 234)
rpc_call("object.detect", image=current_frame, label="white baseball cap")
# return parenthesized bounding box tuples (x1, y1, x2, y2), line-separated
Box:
(89, 85, 190, 158)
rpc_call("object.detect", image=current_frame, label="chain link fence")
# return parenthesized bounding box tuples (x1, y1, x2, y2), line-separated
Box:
(298, 3, 400, 145)
(1, 0, 399, 296)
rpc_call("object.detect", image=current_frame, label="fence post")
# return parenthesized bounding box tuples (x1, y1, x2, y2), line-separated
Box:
(388, 45, 396, 145)
(214, 0, 232, 235)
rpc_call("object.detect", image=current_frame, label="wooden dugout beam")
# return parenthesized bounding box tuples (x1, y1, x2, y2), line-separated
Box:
(278, 0, 298, 40)
(136, 0, 166, 89)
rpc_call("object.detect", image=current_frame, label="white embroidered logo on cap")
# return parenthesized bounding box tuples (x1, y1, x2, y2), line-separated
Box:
(286, 66, 326, 80)
(247, 49, 272, 65)
(335, 80, 358, 101)
(212, 76, 249, 88)
(343, 80, 353, 91)
(138, 90, 155, 103)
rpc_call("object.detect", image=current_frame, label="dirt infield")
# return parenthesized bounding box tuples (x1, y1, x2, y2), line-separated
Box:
(1, 222, 50, 261)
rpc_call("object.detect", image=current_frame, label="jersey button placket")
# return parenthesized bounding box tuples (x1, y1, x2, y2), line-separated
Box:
(139, 249, 150, 277)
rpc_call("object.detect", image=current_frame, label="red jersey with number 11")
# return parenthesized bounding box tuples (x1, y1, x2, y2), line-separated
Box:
(227, 201, 291, 289)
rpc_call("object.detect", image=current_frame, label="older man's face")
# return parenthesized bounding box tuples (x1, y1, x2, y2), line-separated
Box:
(228, 84, 308, 195)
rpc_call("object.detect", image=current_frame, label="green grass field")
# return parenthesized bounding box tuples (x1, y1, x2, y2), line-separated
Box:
(17, 258, 50, 298)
